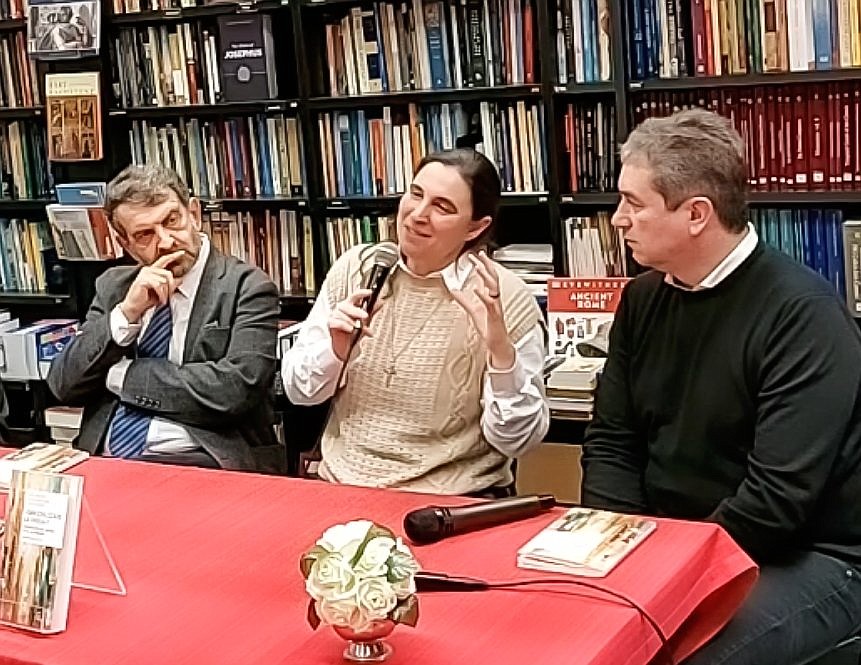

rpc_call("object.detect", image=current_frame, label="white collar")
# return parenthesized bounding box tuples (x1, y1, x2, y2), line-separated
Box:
(665, 223, 758, 291)
(395, 252, 476, 292)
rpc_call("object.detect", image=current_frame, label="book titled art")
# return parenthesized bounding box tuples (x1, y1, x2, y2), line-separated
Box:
(45, 72, 102, 162)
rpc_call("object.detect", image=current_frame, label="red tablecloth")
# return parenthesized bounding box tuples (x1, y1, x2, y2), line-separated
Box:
(0, 457, 757, 665)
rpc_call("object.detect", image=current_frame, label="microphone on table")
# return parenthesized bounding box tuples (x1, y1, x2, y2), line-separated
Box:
(403, 494, 556, 545)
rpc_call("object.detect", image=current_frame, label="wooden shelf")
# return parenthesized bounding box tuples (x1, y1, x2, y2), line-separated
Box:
(307, 84, 543, 110)
(0, 292, 70, 305)
(316, 192, 550, 212)
(201, 197, 309, 209)
(109, 100, 299, 119)
(0, 17, 25, 31)
(748, 191, 861, 206)
(554, 82, 616, 96)
(0, 199, 54, 213)
(0, 106, 45, 120)
(629, 68, 861, 91)
(109, 0, 286, 25)
(559, 192, 619, 206)
(280, 293, 316, 303)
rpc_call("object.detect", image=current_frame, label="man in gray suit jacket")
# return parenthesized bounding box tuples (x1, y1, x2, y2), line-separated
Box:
(48, 165, 279, 471)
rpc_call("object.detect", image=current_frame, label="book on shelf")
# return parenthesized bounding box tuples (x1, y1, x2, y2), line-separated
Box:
(562, 100, 617, 193)
(628, 0, 861, 79)
(492, 243, 552, 298)
(0, 217, 54, 293)
(317, 0, 536, 96)
(563, 212, 626, 277)
(112, 22, 222, 107)
(46, 205, 122, 260)
(0, 0, 25, 19)
(555, 0, 612, 84)
(843, 219, 861, 316)
(751, 207, 845, 299)
(517, 507, 656, 578)
(633, 85, 861, 193)
(0, 443, 88, 489)
(318, 100, 546, 197)
(129, 113, 305, 199)
(45, 72, 103, 162)
(0, 32, 41, 108)
(0, 120, 51, 200)
(203, 208, 316, 295)
(324, 214, 396, 268)
(547, 276, 629, 358)
(26, 0, 100, 59)
(217, 14, 278, 102)
(0, 468, 84, 633)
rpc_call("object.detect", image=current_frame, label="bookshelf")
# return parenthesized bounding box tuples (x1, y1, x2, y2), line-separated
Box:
(0, 0, 860, 324)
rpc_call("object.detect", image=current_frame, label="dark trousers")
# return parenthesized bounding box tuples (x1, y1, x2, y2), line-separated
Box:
(684, 551, 861, 665)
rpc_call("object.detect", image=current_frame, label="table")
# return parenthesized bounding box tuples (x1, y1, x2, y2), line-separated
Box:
(0, 457, 757, 665)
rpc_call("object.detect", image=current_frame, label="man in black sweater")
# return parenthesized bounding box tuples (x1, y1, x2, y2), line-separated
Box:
(582, 109, 861, 664)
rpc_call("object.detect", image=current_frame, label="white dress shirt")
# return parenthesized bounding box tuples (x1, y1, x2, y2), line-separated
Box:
(281, 253, 549, 457)
(106, 234, 210, 454)
(665, 224, 759, 291)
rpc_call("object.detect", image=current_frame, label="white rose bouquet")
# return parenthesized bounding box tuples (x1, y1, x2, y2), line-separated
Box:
(301, 520, 420, 633)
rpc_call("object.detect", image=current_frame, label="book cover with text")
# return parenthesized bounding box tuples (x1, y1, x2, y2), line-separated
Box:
(547, 277, 629, 357)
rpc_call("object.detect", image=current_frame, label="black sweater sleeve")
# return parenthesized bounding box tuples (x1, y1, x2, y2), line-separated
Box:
(708, 293, 861, 561)
(581, 288, 650, 513)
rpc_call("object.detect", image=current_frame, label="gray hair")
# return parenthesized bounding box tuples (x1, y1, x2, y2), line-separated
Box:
(105, 165, 190, 234)
(621, 108, 748, 233)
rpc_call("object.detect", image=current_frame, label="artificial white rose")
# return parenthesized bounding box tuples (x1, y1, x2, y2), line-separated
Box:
(316, 597, 364, 629)
(306, 552, 358, 601)
(387, 539, 419, 582)
(354, 536, 396, 577)
(355, 576, 398, 622)
(318, 520, 373, 561)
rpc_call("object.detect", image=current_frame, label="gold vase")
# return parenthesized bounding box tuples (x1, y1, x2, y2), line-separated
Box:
(332, 619, 396, 662)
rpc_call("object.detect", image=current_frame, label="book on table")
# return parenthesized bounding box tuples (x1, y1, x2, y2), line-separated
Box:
(517, 507, 656, 577)
(0, 443, 89, 490)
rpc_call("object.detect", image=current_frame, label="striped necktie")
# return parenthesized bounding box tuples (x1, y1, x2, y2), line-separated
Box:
(108, 304, 172, 459)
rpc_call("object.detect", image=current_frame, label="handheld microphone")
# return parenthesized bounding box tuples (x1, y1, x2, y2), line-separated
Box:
(351, 242, 399, 342)
(403, 494, 556, 545)
(361, 242, 399, 313)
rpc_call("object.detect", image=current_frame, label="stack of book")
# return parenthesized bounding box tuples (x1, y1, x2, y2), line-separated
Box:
(545, 355, 603, 420)
(43, 407, 83, 447)
(492, 243, 553, 298)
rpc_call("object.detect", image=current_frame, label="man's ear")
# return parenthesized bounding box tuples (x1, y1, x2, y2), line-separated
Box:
(188, 197, 203, 231)
(687, 197, 714, 237)
(465, 215, 492, 243)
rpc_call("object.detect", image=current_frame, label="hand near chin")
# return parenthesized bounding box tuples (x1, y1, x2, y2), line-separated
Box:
(450, 250, 515, 370)
(120, 250, 185, 323)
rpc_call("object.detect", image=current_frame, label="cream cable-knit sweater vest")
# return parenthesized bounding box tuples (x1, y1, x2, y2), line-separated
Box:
(318, 243, 542, 494)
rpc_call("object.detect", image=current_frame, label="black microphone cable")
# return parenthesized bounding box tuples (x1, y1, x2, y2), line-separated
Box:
(415, 572, 671, 664)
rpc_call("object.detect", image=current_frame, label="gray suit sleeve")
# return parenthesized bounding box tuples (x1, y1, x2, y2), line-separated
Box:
(47, 271, 129, 406)
(119, 269, 278, 428)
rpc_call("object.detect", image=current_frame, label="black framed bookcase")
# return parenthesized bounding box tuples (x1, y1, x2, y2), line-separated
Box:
(1, 0, 860, 324)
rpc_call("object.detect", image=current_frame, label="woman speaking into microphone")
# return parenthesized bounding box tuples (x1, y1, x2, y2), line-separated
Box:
(281, 148, 548, 496)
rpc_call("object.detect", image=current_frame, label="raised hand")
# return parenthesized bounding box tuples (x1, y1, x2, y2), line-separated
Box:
(450, 250, 515, 369)
(120, 250, 186, 323)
